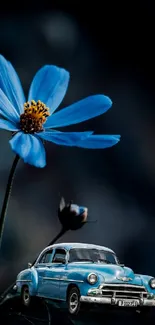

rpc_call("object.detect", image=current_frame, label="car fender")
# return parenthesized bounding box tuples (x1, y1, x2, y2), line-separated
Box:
(64, 270, 105, 299)
(16, 267, 39, 296)
(136, 273, 155, 293)
(78, 270, 105, 296)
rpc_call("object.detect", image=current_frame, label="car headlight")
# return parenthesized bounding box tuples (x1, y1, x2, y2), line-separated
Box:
(149, 278, 155, 288)
(87, 273, 98, 284)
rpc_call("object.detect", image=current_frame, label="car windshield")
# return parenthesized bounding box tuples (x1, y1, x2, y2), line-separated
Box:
(68, 248, 118, 265)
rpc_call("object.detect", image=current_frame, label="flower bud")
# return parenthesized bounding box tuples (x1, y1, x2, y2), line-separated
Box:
(58, 197, 88, 230)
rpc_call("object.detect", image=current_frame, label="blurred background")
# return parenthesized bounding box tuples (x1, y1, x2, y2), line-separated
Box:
(0, 1, 155, 294)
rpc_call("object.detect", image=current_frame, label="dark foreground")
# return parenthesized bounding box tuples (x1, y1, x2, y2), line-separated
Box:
(0, 295, 155, 325)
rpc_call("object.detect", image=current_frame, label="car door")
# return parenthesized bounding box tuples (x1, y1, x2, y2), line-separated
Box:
(35, 249, 54, 297)
(43, 248, 68, 300)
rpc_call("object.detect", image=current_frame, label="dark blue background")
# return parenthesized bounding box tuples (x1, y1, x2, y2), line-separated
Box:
(0, 1, 155, 314)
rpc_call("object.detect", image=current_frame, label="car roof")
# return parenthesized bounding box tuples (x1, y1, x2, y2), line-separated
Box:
(45, 242, 115, 254)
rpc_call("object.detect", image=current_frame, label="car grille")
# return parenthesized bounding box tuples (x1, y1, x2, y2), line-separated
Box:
(99, 283, 148, 299)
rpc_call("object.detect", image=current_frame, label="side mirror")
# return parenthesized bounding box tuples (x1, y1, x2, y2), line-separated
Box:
(28, 262, 32, 268)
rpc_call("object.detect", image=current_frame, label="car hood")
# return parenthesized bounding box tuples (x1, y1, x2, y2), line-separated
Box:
(69, 263, 142, 285)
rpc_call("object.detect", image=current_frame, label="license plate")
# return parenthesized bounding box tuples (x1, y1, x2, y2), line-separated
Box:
(118, 300, 138, 307)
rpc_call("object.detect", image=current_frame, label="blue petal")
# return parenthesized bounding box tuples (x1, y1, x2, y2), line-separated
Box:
(37, 130, 93, 146)
(28, 65, 70, 114)
(76, 134, 121, 149)
(44, 95, 112, 128)
(0, 119, 19, 131)
(0, 89, 20, 123)
(0, 55, 26, 113)
(9, 132, 46, 168)
(70, 204, 80, 214)
(79, 206, 86, 214)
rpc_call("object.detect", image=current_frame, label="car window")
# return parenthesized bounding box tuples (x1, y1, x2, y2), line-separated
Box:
(68, 248, 118, 264)
(38, 249, 53, 264)
(98, 250, 117, 264)
(52, 248, 66, 263)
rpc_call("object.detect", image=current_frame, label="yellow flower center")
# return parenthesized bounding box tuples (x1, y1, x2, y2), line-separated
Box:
(20, 100, 50, 133)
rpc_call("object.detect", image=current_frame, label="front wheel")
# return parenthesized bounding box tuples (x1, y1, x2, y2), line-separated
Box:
(67, 287, 81, 315)
(21, 285, 31, 307)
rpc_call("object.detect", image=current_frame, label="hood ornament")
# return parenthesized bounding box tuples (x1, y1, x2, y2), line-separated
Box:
(117, 276, 132, 282)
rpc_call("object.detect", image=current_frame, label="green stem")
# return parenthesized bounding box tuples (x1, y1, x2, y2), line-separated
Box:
(0, 154, 20, 250)
(47, 227, 68, 246)
(0, 227, 68, 302)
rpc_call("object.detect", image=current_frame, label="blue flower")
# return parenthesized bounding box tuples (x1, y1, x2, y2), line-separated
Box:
(0, 55, 120, 168)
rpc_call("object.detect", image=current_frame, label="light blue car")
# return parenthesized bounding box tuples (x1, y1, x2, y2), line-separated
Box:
(15, 242, 155, 315)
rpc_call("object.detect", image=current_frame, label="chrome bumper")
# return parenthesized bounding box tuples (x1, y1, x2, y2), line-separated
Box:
(80, 296, 155, 307)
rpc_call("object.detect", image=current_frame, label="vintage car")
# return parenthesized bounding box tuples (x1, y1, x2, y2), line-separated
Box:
(15, 242, 155, 315)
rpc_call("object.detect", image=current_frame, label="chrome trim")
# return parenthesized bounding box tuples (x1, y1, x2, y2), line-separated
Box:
(149, 278, 155, 289)
(80, 296, 155, 306)
(88, 288, 102, 295)
(101, 289, 147, 294)
(61, 278, 84, 283)
(43, 277, 59, 280)
(87, 288, 147, 296)
(116, 277, 132, 282)
(87, 273, 98, 284)
(43, 277, 84, 283)
(99, 283, 146, 289)
(98, 283, 147, 299)
(16, 280, 32, 282)
(66, 250, 70, 264)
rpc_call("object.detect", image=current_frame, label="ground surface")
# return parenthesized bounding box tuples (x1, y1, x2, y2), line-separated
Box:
(0, 295, 155, 325)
